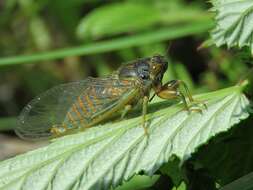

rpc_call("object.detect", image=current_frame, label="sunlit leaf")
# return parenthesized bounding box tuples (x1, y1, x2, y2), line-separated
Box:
(211, 0, 253, 54)
(0, 83, 250, 190)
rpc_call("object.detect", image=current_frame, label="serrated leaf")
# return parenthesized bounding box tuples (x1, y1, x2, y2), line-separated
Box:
(192, 111, 253, 185)
(211, 0, 253, 54)
(0, 84, 250, 190)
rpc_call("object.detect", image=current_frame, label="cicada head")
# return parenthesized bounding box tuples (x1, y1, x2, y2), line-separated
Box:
(148, 54, 168, 83)
(118, 54, 168, 87)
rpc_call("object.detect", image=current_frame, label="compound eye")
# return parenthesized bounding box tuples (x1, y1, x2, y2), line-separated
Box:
(137, 63, 150, 80)
(151, 55, 161, 63)
(140, 73, 149, 79)
(152, 64, 162, 74)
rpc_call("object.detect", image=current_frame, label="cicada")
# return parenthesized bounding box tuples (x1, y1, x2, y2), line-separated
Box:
(16, 55, 206, 140)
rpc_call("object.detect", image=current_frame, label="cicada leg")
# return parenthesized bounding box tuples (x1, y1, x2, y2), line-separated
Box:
(155, 80, 207, 113)
(142, 96, 149, 135)
(132, 78, 149, 135)
(50, 124, 68, 136)
(50, 125, 62, 136)
(121, 105, 132, 119)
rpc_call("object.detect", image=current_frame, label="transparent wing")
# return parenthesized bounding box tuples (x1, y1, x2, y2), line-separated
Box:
(16, 77, 135, 140)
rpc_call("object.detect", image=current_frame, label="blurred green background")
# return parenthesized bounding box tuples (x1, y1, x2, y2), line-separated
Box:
(0, 0, 252, 189)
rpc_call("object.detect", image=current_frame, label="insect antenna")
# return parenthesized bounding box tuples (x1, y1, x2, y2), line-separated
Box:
(165, 43, 172, 58)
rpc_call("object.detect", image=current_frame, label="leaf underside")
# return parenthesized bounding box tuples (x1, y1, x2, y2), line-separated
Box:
(211, 0, 253, 54)
(0, 84, 250, 190)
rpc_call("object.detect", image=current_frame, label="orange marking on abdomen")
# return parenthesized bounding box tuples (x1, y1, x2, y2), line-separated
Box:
(78, 96, 89, 115)
(85, 94, 96, 113)
(91, 88, 101, 105)
(122, 80, 131, 85)
(72, 103, 83, 120)
(112, 87, 125, 96)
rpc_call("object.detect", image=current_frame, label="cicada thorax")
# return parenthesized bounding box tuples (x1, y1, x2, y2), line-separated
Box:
(50, 79, 137, 136)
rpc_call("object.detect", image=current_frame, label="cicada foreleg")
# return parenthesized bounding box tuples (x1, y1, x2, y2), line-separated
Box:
(155, 80, 207, 113)
(142, 96, 149, 135)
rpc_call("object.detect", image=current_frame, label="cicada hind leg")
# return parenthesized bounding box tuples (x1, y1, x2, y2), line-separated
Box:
(156, 80, 207, 113)
(50, 124, 69, 137)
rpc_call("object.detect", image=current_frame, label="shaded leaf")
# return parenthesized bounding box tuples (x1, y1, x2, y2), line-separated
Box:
(76, 2, 210, 40)
(77, 3, 160, 39)
(0, 21, 212, 66)
(190, 114, 253, 186)
(160, 156, 183, 187)
(115, 175, 159, 190)
(220, 172, 253, 190)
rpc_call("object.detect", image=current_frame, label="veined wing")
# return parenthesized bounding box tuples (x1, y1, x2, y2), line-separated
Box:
(16, 77, 136, 140)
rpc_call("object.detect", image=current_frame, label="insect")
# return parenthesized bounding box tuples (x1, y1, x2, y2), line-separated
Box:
(16, 54, 206, 140)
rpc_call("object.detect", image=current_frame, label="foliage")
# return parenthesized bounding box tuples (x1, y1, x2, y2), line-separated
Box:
(211, 0, 253, 54)
(0, 0, 252, 189)
(76, 2, 209, 40)
(0, 21, 212, 66)
(0, 84, 250, 190)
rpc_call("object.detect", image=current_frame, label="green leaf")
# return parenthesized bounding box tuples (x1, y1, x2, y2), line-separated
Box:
(0, 117, 17, 131)
(172, 181, 186, 190)
(190, 113, 253, 186)
(0, 21, 212, 66)
(160, 156, 183, 186)
(220, 172, 253, 190)
(115, 175, 159, 190)
(77, 3, 160, 39)
(211, 0, 253, 54)
(76, 2, 210, 40)
(0, 83, 250, 190)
